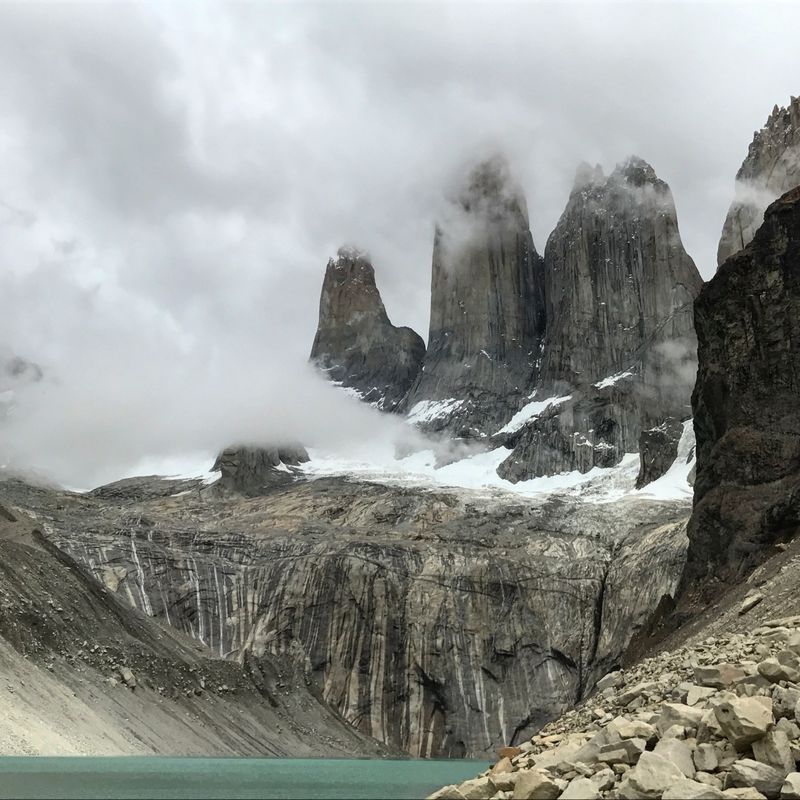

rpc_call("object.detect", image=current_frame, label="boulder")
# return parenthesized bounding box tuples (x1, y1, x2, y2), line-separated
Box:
(658, 703, 705, 735)
(781, 773, 800, 799)
(654, 737, 697, 777)
(511, 770, 561, 800)
(727, 759, 787, 799)
(695, 664, 747, 689)
(559, 777, 602, 800)
(695, 743, 720, 773)
(752, 730, 795, 774)
(714, 698, 774, 749)
(618, 751, 686, 799)
(663, 780, 725, 800)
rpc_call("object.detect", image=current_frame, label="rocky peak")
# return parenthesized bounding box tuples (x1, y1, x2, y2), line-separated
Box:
(401, 155, 547, 435)
(498, 157, 702, 481)
(717, 95, 800, 266)
(211, 443, 309, 496)
(309, 247, 425, 411)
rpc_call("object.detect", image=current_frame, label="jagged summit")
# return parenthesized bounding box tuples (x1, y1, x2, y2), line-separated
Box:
(717, 95, 800, 266)
(498, 156, 702, 481)
(400, 155, 546, 435)
(309, 247, 425, 411)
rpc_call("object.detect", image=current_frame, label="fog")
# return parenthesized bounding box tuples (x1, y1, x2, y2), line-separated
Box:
(0, 2, 798, 487)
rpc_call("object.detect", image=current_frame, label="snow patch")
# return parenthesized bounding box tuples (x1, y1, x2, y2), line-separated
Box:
(406, 398, 464, 425)
(496, 395, 572, 435)
(593, 370, 635, 389)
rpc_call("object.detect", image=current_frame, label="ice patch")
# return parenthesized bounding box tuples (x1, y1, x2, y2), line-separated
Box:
(496, 395, 572, 435)
(634, 419, 695, 501)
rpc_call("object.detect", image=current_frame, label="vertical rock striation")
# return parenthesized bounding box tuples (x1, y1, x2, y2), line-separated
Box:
(309, 247, 425, 411)
(686, 186, 800, 590)
(498, 158, 702, 481)
(402, 155, 547, 435)
(718, 96, 800, 266)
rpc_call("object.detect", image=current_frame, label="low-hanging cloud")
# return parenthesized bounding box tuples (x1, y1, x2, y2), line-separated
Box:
(1, 2, 799, 488)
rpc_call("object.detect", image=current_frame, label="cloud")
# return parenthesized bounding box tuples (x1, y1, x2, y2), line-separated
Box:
(0, 1, 799, 486)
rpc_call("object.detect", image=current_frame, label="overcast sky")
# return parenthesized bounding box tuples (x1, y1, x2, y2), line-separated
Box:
(1, 1, 799, 486)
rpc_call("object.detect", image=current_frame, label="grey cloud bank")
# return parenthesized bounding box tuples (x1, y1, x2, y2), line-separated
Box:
(0, 1, 798, 486)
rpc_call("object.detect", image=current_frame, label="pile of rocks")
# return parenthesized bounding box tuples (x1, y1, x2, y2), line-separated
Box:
(430, 615, 800, 799)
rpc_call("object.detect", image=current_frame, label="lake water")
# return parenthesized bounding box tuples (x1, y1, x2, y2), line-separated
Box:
(0, 757, 489, 799)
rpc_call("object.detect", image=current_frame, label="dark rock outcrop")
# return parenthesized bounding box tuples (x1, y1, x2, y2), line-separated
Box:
(498, 158, 702, 480)
(309, 247, 425, 411)
(686, 187, 800, 589)
(211, 444, 309, 496)
(401, 155, 546, 435)
(636, 417, 684, 489)
(718, 96, 800, 266)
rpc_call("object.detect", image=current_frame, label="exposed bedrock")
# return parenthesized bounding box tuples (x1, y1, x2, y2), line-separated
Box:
(401, 155, 547, 435)
(717, 95, 800, 266)
(13, 476, 689, 758)
(635, 417, 685, 489)
(498, 158, 703, 480)
(686, 187, 800, 591)
(309, 247, 425, 411)
(211, 444, 309, 496)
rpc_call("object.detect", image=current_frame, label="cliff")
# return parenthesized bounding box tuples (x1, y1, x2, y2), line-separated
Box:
(8, 470, 689, 759)
(686, 186, 800, 591)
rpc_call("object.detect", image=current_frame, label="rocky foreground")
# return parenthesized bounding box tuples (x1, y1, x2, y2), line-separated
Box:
(431, 600, 800, 800)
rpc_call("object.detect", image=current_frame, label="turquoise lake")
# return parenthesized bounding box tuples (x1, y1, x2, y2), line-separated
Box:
(0, 757, 489, 799)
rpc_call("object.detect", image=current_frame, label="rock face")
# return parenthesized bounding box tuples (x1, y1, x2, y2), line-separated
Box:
(686, 187, 800, 588)
(718, 96, 800, 266)
(636, 417, 685, 489)
(5, 473, 690, 758)
(211, 444, 309, 496)
(498, 159, 703, 481)
(0, 484, 386, 757)
(402, 155, 547, 435)
(309, 247, 425, 410)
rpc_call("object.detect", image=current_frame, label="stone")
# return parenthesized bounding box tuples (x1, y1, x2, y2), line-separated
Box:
(511, 770, 561, 800)
(727, 759, 786, 798)
(598, 671, 625, 692)
(490, 771, 522, 793)
(610, 718, 658, 742)
(654, 737, 696, 778)
(759, 659, 800, 685)
(787, 633, 800, 657)
(618, 751, 687, 799)
(454, 778, 493, 800)
(696, 664, 748, 689)
(662, 780, 725, 800)
(721, 790, 768, 800)
(590, 768, 616, 791)
(119, 666, 136, 688)
(775, 718, 800, 739)
(696, 773, 724, 789)
(658, 703, 705, 735)
(714, 698, 774, 749)
(309, 247, 425, 412)
(499, 747, 523, 760)
(663, 724, 688, 739)
(491, 758, 514, 776)
(428, 786, 467, 800)
(559, 777, 602, 800)
(781, 773, 800, 799)
(695, 743, 720, 773)
(752, 730, 795, 774)
(689, 686, 719, 706)
(598, 737, 647, 765)
(741, 593, 766, 616)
